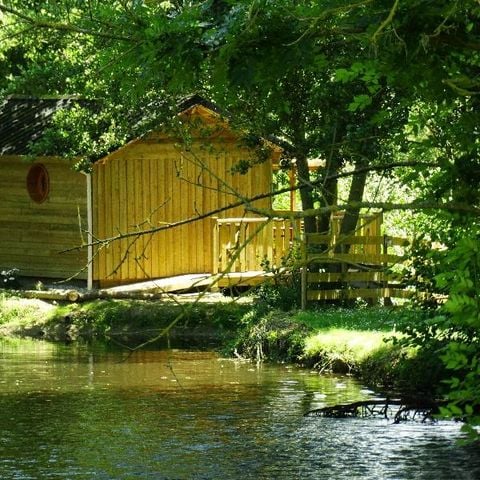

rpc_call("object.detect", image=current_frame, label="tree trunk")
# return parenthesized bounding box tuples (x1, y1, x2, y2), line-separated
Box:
(329, 167, 368, 275)
(337, 168, 368, 240)
(316, 168, 338, 234)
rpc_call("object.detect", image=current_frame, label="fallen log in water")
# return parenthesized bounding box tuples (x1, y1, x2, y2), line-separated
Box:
(305, 398, 448, 423)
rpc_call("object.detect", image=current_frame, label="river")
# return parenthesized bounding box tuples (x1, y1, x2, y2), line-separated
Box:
(0, 339, 478, 479)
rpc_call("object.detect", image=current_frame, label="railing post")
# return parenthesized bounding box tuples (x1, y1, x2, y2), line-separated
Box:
(383, 234, 392, 305)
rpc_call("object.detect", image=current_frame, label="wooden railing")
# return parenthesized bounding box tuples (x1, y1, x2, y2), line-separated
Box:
(301, 233, 410, 306)
(213, 217, 301, 274)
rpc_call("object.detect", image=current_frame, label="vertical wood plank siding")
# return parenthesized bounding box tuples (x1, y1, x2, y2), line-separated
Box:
(92, 140, 272, 286)
(0, 156, 88, 279)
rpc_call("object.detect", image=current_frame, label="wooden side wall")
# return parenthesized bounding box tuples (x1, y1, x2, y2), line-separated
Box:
(92, 139, 272, 286)
(0, 156, 88, 279)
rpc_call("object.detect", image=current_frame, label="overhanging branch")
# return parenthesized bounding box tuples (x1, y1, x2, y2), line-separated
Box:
(61, 159, 457, 252)
(248, 201, 480, 218)
(0, 2, 133, 42)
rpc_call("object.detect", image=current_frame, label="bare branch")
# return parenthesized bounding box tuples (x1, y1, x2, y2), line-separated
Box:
(61, 160, 441, 253)
(372, 0, 400, 43)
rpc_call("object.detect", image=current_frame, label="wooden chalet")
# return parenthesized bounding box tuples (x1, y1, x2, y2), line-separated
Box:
(0, 96, 295, 290)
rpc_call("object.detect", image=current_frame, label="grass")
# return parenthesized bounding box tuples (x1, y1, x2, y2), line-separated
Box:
(295, 306, 413, 332)
(290, 307, 412, 374)
(303, 328, 388, 372)
(0, 293, 55, 327)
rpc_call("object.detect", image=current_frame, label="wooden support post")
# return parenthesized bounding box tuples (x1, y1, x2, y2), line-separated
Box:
(212, 217, 219, 275)
(84, 172, 94, 291)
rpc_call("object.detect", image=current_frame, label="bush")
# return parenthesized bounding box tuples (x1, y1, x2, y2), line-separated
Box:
(233, 309, 309, 362)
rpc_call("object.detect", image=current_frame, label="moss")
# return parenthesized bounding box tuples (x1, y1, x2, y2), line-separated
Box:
(360, 344, 447, 398)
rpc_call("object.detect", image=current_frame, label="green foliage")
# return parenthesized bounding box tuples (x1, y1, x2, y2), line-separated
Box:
(399, 234, 480, 439)
(233, 309, 309, 363)
(254, 248, 302, 312)
(402, 238, 446, 305)
(435, 236, 480, 438)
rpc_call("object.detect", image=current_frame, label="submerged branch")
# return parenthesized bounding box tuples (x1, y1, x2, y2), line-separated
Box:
(305, 398, 448, 423)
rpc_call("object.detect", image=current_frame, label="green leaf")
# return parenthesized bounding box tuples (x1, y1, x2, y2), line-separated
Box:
(348, 94, 372, 112)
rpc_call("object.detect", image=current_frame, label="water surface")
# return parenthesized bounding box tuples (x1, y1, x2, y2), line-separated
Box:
(0, 340, 478, 479)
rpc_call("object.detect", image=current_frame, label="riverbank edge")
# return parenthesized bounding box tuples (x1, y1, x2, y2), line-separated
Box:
(0, 293, 444, 398)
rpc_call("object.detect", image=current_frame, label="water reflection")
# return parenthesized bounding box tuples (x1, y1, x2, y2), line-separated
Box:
(0, 339, 479, 479)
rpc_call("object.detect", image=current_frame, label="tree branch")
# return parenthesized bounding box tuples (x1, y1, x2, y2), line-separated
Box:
(372, 0, 400, 43)
(0, 3, 133, 42)
(249, 200, 480, 219)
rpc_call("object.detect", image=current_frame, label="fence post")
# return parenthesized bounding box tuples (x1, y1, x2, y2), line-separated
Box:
(383, 234, 393, 305)
(301, 233, 308, 309)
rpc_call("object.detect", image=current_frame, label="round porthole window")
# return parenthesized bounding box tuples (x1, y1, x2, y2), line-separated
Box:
(26, 163, 50, 203)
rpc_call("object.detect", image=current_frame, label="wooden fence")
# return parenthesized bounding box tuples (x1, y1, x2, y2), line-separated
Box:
(301, 233, 411, 307)
(213, 217, 301, 275)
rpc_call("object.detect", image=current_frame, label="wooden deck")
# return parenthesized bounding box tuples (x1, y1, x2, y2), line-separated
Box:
(101, 271, 275, 296)
(102, 274, 213, 295)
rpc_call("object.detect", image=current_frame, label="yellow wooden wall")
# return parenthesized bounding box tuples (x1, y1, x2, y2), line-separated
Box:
(0, 156, 88, 279)
(92, 139, 272, 286)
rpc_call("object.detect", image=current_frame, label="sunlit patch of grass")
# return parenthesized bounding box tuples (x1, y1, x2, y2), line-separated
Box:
(0, 293, 55, 328)
(303, 328, 391, 372)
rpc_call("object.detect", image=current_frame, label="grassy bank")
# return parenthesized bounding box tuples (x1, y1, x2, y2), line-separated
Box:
(233, 306, 445, 398)
(0, 292, 249, 348)
(0, 291, 445, 398)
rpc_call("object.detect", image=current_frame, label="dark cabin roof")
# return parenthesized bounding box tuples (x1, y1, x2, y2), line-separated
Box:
(0, 95, 221, 156)
(0, 96, 88, 155)
(177, 94, 221, 114)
